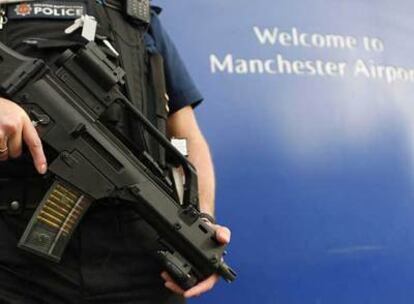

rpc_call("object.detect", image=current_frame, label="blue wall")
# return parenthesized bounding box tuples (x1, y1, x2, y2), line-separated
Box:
(157, 1, 414, 303)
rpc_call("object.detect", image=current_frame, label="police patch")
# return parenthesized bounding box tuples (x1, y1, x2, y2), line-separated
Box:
(8, 1, 86, 19)
(14, 3, 32, 16)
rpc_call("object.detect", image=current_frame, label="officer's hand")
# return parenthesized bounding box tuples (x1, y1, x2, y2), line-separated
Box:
(161, 223, 231, 298)
(0, 97, 47, 174)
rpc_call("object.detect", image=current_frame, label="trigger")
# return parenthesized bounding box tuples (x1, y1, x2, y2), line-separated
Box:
(30, 110, 50, 126)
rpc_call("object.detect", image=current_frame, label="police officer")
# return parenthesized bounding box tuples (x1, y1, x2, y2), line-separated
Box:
(0, 1, 230, 303)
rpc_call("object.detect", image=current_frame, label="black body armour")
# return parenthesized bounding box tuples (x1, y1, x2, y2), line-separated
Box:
(0, 0, 168, 180)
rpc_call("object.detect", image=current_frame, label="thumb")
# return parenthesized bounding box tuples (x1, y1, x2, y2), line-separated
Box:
(214, 225, 231, 244)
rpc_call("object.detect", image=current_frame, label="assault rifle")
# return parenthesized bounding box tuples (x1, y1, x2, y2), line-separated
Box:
(0, 41, 236, 289)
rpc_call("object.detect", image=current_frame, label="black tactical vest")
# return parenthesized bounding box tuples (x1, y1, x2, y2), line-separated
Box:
(0, 0, 168, 179)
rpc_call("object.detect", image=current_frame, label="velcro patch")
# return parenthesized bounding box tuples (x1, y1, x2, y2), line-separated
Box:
(7, 1, 86, 20)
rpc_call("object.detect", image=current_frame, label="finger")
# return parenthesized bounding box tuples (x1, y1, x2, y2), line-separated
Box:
(22, 118, 47, 174)
(165, 281, 185, 295)
(0, 132, 8, 161)
(183, 275, 219, 298)
(161, 272, 185, 295)
(161, 272, 185, 291)
(160, 271, 172, 282)
(215, 225, 231, 244)
(0, 150, 8, 161)
(7, 127, 23, 159)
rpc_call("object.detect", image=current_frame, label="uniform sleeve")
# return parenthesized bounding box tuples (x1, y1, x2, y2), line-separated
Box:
(146, 11, 204, 114)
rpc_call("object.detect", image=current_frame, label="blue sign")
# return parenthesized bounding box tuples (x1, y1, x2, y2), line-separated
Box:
(157, 1, 414, 303)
